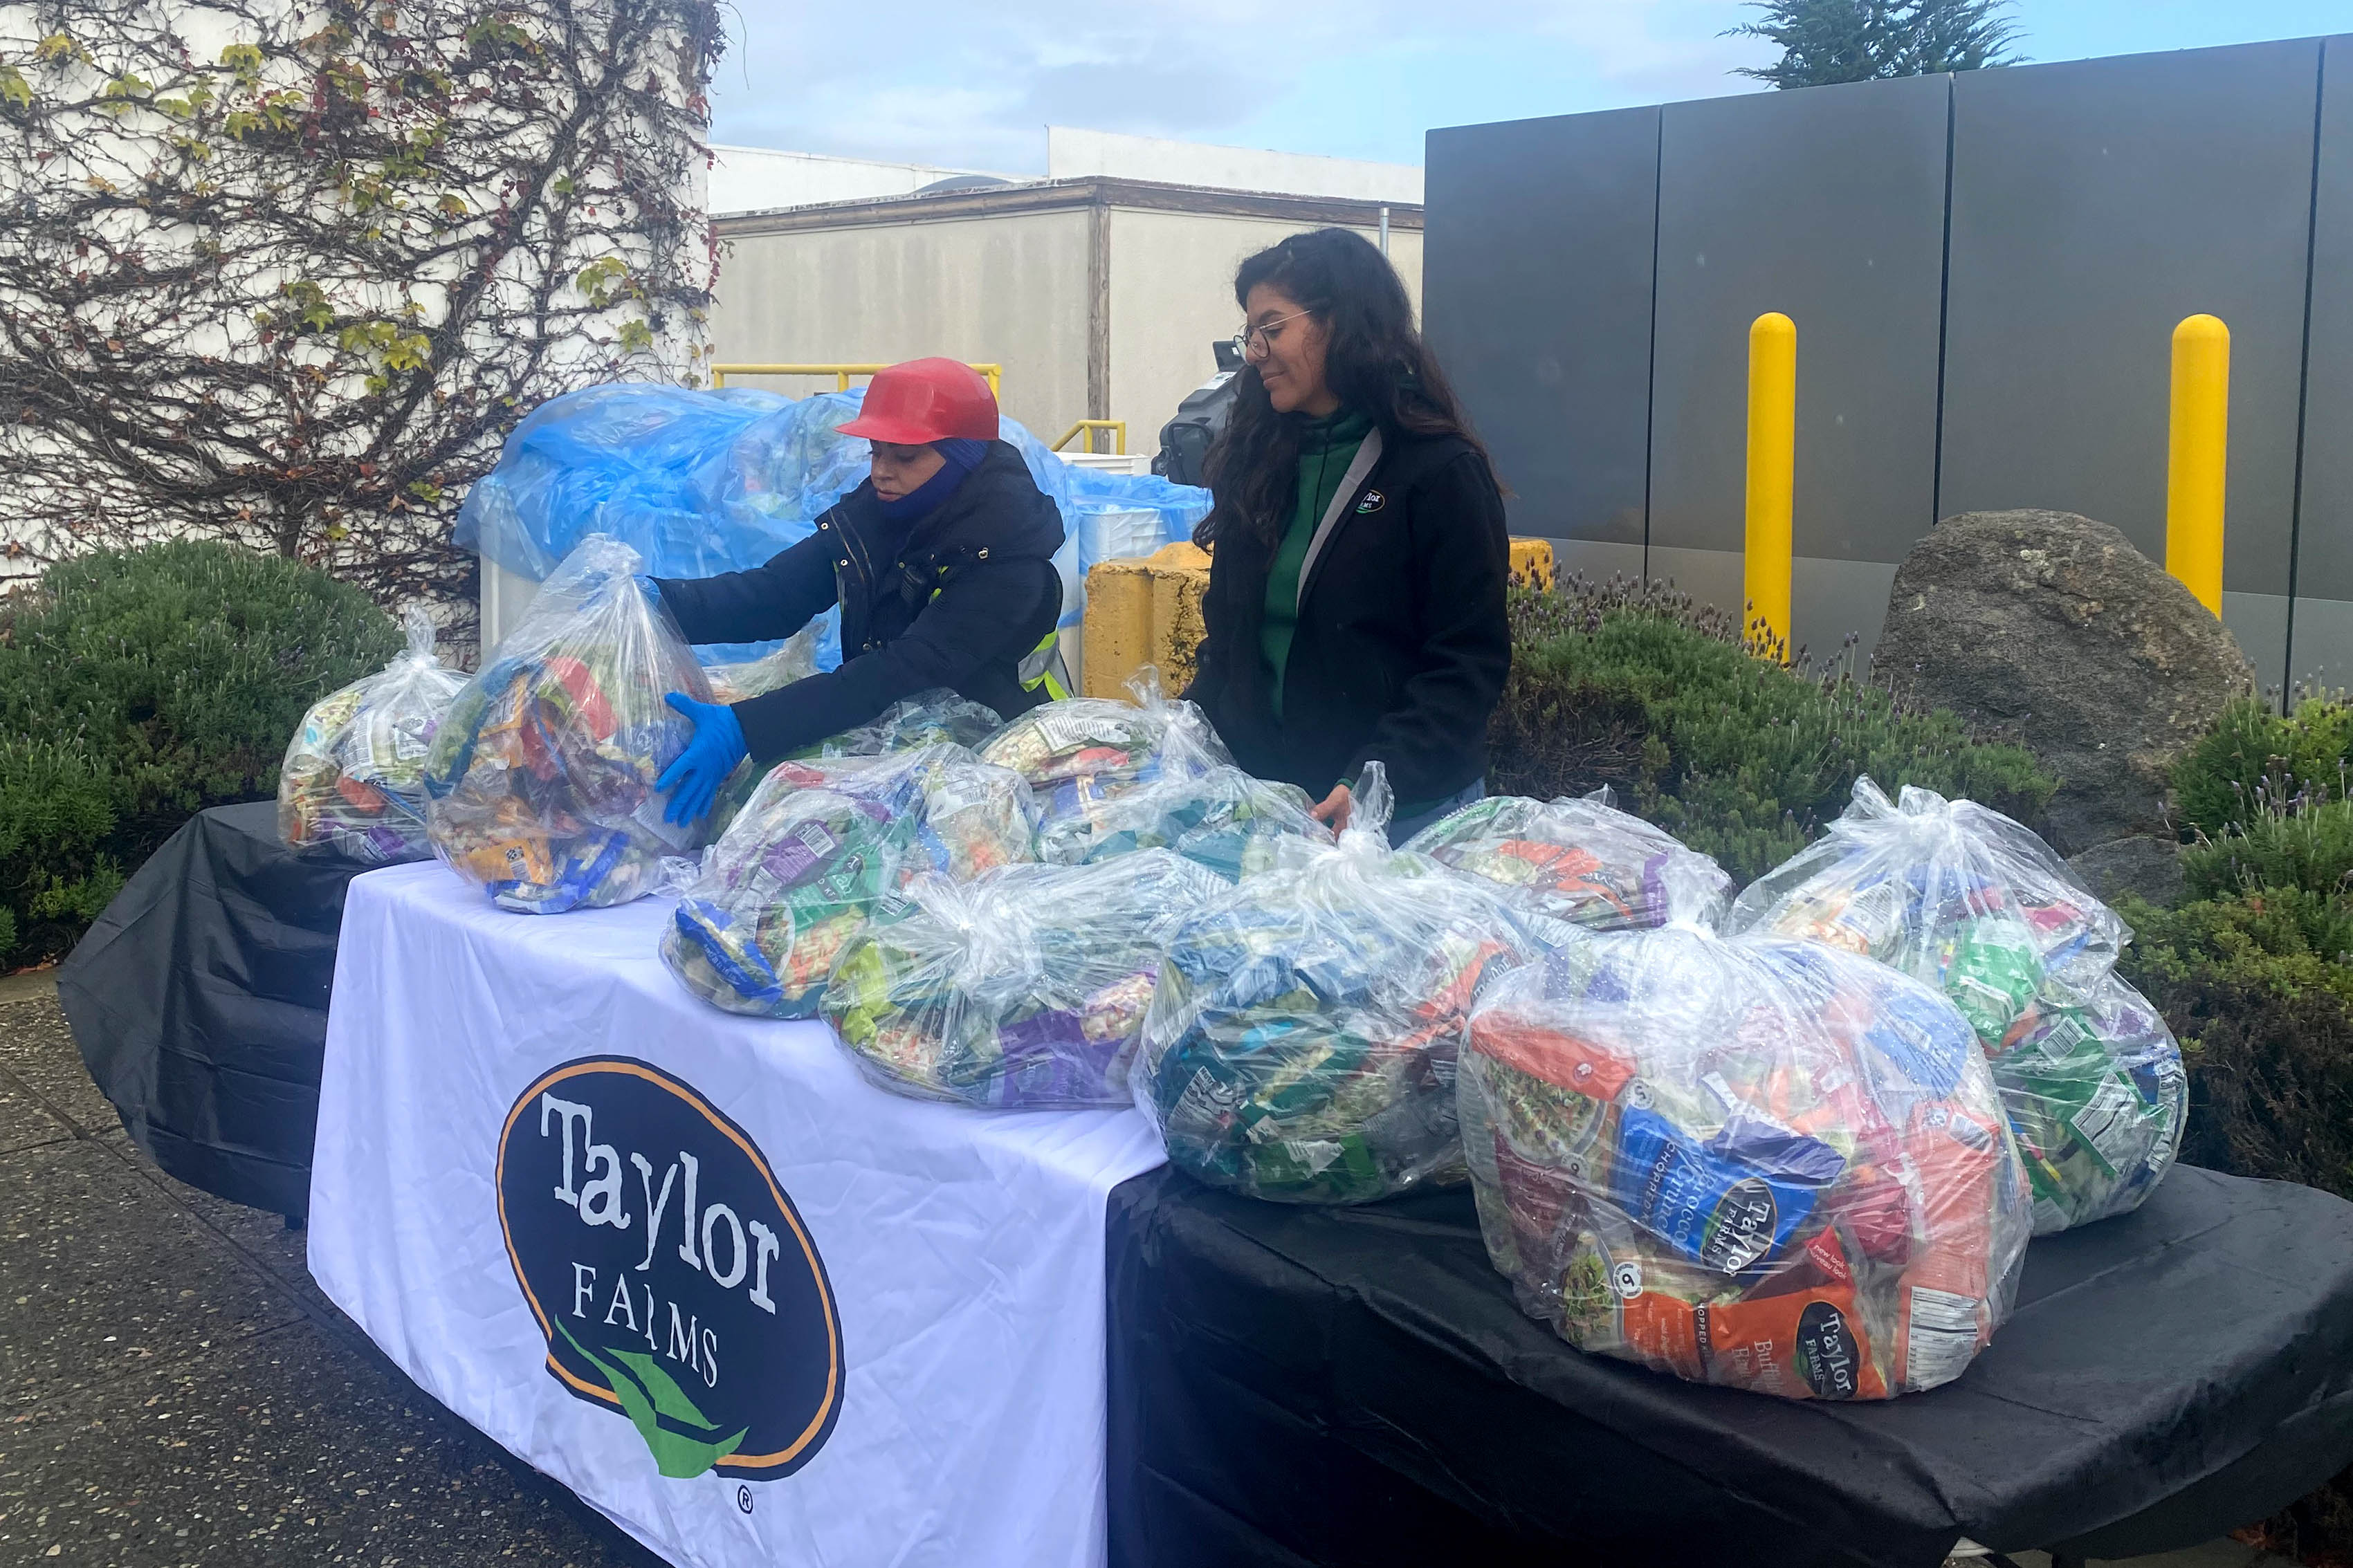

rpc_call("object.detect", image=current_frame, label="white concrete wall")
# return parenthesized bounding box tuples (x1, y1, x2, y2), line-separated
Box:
(1049, 128, 1422, 204)
(707, 145, 1007, 215)
(1105, 207, 1425, 454)
(708, 210, 1090, 440)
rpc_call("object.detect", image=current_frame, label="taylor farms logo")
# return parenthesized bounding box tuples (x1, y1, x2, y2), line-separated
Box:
(497, 1059, 843, 1482)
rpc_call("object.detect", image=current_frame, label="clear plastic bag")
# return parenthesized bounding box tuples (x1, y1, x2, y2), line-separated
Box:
(1133, 764, 1532, 1203)
(801, 689, 1006, 759)
(978, 669, 1231, 851)
(279, 607, 470, 864)
(823, 849, 1227, 1109)
(704, 622, 821, 703)
(424, 536, 710, 913)
(661, 744, 1036, 1018)
(1035, 761, 1331, 879)
(1727, 778, 2183, 1233)
(1461, 924, 2031, 1400)
(1405, 791, 1732, 937)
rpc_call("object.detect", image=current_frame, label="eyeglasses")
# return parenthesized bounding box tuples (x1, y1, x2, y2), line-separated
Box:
(1232, 308, 1312, 363)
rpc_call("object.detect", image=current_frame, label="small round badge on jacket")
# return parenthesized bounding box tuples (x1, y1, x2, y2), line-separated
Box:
(1355, 490, 1385, 514)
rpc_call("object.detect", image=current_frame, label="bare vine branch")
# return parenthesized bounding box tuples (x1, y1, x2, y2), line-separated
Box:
(0, 0, 723, 614)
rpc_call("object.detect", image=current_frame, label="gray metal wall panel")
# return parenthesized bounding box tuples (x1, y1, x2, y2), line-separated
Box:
(2290, 37, 2353, 688)
(1647, 74, 1952, 571)
(1940, 40, 2323, 616)
(1423, 108, 1660, 549)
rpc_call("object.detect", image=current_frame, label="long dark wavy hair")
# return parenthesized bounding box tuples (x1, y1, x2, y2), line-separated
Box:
(1195, 227, 1491, 551)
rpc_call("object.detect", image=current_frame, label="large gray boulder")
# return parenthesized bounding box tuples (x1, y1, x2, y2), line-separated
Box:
(1872, 509, 2256, 854)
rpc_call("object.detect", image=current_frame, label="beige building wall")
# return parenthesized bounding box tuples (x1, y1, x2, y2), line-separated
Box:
(1105, 207, 1423, 456)
(708, 209, 1090, 440)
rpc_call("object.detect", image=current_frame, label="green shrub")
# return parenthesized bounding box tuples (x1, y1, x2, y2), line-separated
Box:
(0, 540, 401, 966)
(1489, 576, 2056, 883)
(2174, 692, 2353, 839)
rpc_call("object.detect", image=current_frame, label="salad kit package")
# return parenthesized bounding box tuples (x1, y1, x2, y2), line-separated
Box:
(279, 607, 468, 864)
(1728, 779, 2185, 1233)
(1133, 766, 1530, 1203)
(662, 744, 1036, 1018)
(424, 537, 708, 912)
(1405, 791, 1733, 937)
(1037, 761, 1331, 879)
(1461, 925, 2031, 1401)
(824, 849, 1226, 1109)
(977, 671, 1230, 851)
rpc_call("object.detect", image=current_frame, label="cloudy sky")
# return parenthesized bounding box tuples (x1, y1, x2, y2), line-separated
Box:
(707, 1, 2353, 172)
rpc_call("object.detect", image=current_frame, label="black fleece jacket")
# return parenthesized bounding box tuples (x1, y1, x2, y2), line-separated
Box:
(1187, 426, 1509, 805)
(653, 441, 1065, 763)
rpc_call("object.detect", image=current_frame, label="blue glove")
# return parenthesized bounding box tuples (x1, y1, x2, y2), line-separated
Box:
(657, 692, 747, 825)
(633, 573, 664, 610)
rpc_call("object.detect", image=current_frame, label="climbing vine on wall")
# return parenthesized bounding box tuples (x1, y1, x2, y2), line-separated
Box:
(0, 0, 724, 609)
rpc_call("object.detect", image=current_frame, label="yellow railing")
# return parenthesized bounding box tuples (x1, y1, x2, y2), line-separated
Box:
(709, 362, 1003, 399)
(1052, 419, 1128, 456)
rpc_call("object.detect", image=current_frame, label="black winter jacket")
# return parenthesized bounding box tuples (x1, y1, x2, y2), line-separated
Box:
(1189, 427, 1509, 806)
(653, 441, 1065, 763)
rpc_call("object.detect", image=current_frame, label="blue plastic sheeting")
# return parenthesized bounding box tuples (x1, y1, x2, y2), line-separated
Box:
(456, 385, 1211, 676)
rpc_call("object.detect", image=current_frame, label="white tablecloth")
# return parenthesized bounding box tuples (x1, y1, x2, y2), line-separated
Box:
(309, 863, 1166, 1568)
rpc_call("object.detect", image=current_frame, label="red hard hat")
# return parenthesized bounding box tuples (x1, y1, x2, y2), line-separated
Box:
(835, 358, 999, 445)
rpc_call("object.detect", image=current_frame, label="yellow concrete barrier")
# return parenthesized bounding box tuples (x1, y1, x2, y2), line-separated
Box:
(2166, 313, 2230, 615)
(1083, 542, 1211, 698)
(1510, 537, 1555, 589)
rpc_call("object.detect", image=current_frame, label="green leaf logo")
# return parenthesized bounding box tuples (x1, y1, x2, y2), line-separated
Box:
(556, 1320, 748, 1479)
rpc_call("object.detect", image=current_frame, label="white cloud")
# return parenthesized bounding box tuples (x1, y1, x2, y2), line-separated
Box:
(709, 0, 1772, 170)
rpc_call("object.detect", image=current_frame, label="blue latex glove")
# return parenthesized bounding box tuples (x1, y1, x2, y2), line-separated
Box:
(633, 573, 664, 610)
(657, 692, 747, 825)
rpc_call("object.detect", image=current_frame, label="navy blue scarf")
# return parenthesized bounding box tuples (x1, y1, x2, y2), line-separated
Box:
(875, 437, 991, 527)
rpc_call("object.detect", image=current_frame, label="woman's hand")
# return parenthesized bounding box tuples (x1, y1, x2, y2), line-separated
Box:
(657, 692, 748, 825)
(1310, 782, 1353, 831)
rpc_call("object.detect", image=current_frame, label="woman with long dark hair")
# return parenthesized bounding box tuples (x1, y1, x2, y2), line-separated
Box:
(1187, 227, 1510, 842)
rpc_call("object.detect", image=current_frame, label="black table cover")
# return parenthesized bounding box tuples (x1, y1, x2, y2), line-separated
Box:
(58, 802, 368, 1219)
(1108, 1163, 2353, 1568)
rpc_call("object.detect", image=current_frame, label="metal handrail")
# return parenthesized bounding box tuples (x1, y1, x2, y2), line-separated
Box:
(708, 362, 1004, 399)
(1052, 419, 1127, 456)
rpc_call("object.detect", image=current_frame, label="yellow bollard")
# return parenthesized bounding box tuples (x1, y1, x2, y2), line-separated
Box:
(1744, 312, 1797, 658)
(2166, 314, 2230, 616)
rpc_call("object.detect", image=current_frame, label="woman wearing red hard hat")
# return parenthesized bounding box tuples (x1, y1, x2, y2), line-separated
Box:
(646, 357, 1069, 824)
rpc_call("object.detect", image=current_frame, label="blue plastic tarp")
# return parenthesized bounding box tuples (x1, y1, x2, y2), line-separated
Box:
(456, 385, 1211, 676)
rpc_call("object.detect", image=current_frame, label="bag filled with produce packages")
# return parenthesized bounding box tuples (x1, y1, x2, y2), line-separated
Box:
(1405, 789, 1733, 937)
(802, 688, 1005, 759)
(1728, 778, 2184, 1233)
(977, 669, 1230, 852)
(824, 849, 1226, 1109)
(1133, 764, 1532, 1203)
(279, 606, 468, 864)
(1461, 923, 2031, 1399)
(662, 744, 1036, 1018)
(424, 537, 708, 912)
(1036, 761, 1331, 880)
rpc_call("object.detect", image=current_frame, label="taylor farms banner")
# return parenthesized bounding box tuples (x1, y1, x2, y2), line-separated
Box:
(310, 865, 1164, 1568)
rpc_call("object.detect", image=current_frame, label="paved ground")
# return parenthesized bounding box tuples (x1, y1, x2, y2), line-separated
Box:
(0, 988, 663, 1567)
(0, 977, 2309, 1568)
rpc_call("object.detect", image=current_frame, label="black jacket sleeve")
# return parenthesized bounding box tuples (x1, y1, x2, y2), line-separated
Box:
(726, 555, 1061, 764)
(651, 531, 839, 648)
(1343, 450, 1511, 801)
